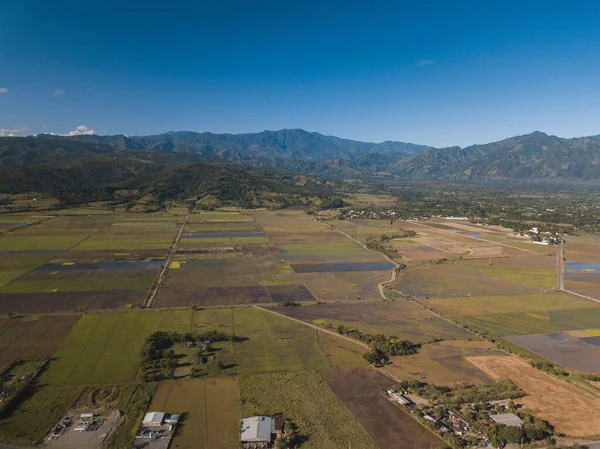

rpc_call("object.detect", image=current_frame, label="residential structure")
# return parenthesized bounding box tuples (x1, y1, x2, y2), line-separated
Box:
(241, 416, 278, 448)
(490, 413, 523, 427)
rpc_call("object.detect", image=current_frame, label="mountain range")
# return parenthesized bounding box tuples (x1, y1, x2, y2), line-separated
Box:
(2, 129, 600, 206)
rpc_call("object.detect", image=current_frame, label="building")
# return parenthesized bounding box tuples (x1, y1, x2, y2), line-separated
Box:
(142, 411, 165, 427)
(387, 390, 412, 405)
(241, 416, 275, 444)
(490, 413, 523, 427)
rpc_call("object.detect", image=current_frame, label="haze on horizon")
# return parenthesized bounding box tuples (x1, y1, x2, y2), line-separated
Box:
(1, 0, 600, 148)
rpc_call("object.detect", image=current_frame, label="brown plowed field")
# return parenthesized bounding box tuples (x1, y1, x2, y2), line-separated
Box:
(467, 355, 600, 436)
(0, 315, 80, 365)
(319, 368, 444, 449)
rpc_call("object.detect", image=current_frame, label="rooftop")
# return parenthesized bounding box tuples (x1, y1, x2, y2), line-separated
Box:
(241, 416, 274, 442)
(490, 413, 524, 427)
(143, 411, 165, 425)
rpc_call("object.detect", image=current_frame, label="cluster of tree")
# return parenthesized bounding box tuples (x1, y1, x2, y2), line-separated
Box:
(471, 411, 553, 446)
(320, 322, 417, 366)
(140, 330, 236, 381)
(365, 231, 416, 252)
(413, 380, 524, 408)
(274, 420, 302, 449)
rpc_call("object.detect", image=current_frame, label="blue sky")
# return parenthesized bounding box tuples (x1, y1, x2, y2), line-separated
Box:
(1, 0, 600, 147)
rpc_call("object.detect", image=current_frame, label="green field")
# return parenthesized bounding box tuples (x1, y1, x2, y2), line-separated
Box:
(0, 386, 86, 445)
(38, 308, 331, 386)
(420, 292, 597, 317)
(233, 308, 329, 374)
(150, 378, 239, 449)
(40, 312, 157, 386)
(240, 371, 377, 449)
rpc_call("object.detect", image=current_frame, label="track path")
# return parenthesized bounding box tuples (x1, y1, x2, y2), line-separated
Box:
(324, 222, 399, 299)
(143, 213, 189, 308)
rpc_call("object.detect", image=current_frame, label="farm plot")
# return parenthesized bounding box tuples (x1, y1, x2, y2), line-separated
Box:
(156, 211, 313, 307)
(149, 378, 239, 449)
(320, 368, 444, 449)
(506, 333, 600, 373)
(254, 210, 394, 302)
(0, 315, 80, 365)
(277, 301, 473, 344)
(420, 292, 595, 318)
(40, 312, 158, 386)
(565, 259, 600, 299)
(240, 371, 378, 449)
(467, 355, 600, 436)
(0, 213, 181, 313)
(233, 307, 329, 374)
(384, 340, 504, 386)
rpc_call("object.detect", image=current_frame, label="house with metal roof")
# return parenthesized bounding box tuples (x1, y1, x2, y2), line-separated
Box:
(490, 413, 523, 427)
(241, 416, 274, 443)
(142, 411, 165, 427)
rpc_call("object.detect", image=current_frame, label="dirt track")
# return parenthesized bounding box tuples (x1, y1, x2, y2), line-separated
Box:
(320, 368, 444, 449)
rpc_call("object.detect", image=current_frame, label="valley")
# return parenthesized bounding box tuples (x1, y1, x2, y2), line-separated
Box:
(2, 204, 600, 448)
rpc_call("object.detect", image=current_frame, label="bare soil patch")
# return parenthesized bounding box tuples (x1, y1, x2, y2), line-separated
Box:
(319, 368, 444, 449)
(467, 355, 600, 436)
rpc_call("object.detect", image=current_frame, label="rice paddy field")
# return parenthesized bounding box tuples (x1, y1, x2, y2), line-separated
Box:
(0, 210, 185, 313)
(156, 210, 394, 306)
(150, 378, 240, 449)
(36, 307, 329, 388)
(276, 301, 473, 344)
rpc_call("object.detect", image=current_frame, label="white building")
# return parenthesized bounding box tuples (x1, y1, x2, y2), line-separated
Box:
(240, 416, 274, 443)
(490, 413, 523, 427)
(143, 411, 165, 427)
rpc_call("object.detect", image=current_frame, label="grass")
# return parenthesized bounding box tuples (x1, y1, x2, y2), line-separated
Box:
(0, 386, 86, 445)
(105, 383, 156, 449)
(233, 308, 329, 374)
(151, 378, 239, 449)
(240, 371, 377, 449)
(40, 312, 158, 386)
(462, 263, 556, 290)
(316, 331, 364, 368)
(421, 292, 597, 317)
(457, 312, 565, 337)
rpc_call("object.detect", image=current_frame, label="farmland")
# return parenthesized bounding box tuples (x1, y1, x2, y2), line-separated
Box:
(383, 340, 503, 386)
(156, 209, 394, 306)
(4, 208, 600, 447)
(240, 371, 378, 449)
(320, 368, 444, 449)
(277, 301, 473, 344)
(468, 355, 600, 436)
(150, 378, 239, 449)
(36, 307, 329, 388)
(0, 211, 184, 314)
(0, 315, 80, 365)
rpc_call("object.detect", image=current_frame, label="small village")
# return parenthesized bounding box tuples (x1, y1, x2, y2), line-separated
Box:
(385, 383, 550, 448)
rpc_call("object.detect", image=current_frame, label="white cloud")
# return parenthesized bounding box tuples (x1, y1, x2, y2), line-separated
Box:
(0, 126, 31, 136)
(42, 124, 48, 128)
(64, 125, 96, 136)
(51, 88, 65, 96)
(0, 88, 7, 94)
(415, 59, 435, 66)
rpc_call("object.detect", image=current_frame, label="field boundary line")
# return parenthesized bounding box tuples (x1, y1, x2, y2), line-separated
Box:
(315, 328, 333, 368)
(0, 224, 109, 295)
(256, 306, 369, 349)
(61, 316, 102, 387)
(143, 213, 189, 308)
(325, 222, 399, 300)
(20, 315, 62, 360)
